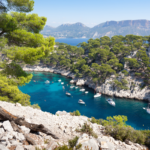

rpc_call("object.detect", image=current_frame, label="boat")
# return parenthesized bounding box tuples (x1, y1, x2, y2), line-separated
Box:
(63, 86, 65, 89)
(143, 103, 150, 114)
(80, 88, 85, 92)
(106, 98, 115, 106)
(70, 86, 74, 88)
(66, 92, 71, 96)
(45, 80, 50, 84)
(94, 93, 101, 97)
(61, 82, 64, 85)
(75, 86, 78, 89)
(78, 99, 85, 104)
(58, 79, 61, 82)
(85, 91, 88, 94)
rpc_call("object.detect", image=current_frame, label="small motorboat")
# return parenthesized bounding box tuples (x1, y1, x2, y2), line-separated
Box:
(61, 82, 64, 85)
(80, 89, 85, 92)
(143, 103, 150, 114)
(70, 86, 74, 88)
(66, 92, 71, 96)
(94, 93, 101, 97)
(58, 79, 61, 82)
(106, 98, 115, 106)
(85, 91, 88, 94)
(78, 99, 85, 105)
(45, 80, 50, 84)
(63, 86, 65, 89)
(33, 80, 36, 82)
(75, 86, 78, 89)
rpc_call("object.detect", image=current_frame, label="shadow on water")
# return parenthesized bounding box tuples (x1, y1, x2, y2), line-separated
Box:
(19, 72, 150, 130)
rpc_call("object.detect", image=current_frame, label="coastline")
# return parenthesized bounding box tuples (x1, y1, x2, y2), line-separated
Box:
(23, 64, 150, 102)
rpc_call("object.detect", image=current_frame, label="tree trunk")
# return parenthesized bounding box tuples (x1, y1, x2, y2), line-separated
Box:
(0, 106, 59, 139)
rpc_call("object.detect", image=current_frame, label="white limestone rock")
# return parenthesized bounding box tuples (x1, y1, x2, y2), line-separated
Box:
(0, 145, 9, 150)
(76, 134, 99, 150)
(19, 125, 30, 134)
(76, 79, 85, 86)
(0, 127, 4, 134)
(2, 121, 13, 132)
(15, 145, 24, 150)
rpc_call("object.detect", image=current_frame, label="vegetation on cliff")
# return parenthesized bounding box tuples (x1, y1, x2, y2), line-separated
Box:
(42, 35, 150, 91)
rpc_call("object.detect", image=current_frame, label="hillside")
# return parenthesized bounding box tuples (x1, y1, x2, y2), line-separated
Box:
(41, 20, 150, 38)
(37, 34, 150, 101)
(0, 101, 147, 150)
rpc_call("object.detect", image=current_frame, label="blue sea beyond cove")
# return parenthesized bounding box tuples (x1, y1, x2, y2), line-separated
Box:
(19, 72, 150, 130)
(55, 38, 89, 46)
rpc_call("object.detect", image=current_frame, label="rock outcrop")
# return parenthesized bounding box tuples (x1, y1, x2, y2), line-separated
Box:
(0, 101, 147, 150)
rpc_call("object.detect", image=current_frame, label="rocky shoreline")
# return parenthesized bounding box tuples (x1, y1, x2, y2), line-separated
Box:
(0, 101, 147, 150)
(23, 65, 150, 102)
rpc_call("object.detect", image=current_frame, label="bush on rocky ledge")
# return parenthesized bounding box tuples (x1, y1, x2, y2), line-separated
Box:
(90, 115, 150, 147)
(70, 110, 81, 116)
(76, 122, 98, 139)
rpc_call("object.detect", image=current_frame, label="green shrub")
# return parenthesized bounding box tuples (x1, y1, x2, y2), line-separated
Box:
(77, 122, 98, 138)
(68, 136, 79, 148)
(135, 72, 142, 76)
(121, 70, 129, 76)
(31, 104, 41, 109)
(75, 110, 81, 116)
(90, 117, 104, 125)
(75, 143, 82, 149)
(70, 110, 81, 116)
(54, 145, 71, 150)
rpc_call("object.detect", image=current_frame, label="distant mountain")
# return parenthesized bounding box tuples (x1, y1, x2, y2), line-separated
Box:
(41, 20, 150, 38)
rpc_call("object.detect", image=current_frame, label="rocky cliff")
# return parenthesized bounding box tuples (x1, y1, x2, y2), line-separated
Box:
(0, 101, 147, 150)
(23, 65, 150, 101)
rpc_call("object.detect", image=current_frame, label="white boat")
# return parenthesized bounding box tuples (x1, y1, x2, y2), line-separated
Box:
(66, 92, 71, 96)
(63, 86, 65, 89)
(45, 80, 50, 84)
(70, 86, 74, 88)
(143, 103, 150, 114)
(94, 93, 101, 97)
(80, 89, 85, 92)
(78, 99, 85, 105)
(58, 79, 61, 82)
(61, 82, 64, 85)
(85, 91, 88, 94)
(75, 86, 78, 89)
(106, 98, 115, 106)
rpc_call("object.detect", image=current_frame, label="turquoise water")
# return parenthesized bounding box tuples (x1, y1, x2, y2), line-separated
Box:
(19, 72, 150, 130)
(55, 38, 89, 46)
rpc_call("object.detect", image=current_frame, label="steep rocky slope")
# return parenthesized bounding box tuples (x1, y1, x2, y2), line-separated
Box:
(0, 101, 147, 150)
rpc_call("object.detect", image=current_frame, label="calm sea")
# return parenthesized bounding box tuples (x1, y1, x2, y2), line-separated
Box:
(55, 38, 89, 46)
(19, 72, 150, 130)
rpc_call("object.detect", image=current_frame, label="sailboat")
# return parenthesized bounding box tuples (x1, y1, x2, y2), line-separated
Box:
(143, 103, 150, 114)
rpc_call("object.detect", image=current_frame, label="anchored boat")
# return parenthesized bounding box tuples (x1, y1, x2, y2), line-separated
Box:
(143, 103, 150, 114)
(45, 80, 50, 84)
(70, 86, 74, 88)
(58, 79, 61, 82)
(85, 91, 88, 94)
(78, 99, 85, 105)
(94, 93, 101, 97)
(80, 88, 85, 92)
(66, 92, 71, 96)
(106, 98, 115, 106)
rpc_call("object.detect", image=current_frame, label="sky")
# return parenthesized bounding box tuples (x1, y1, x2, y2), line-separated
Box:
(32, 0, 150, 28)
